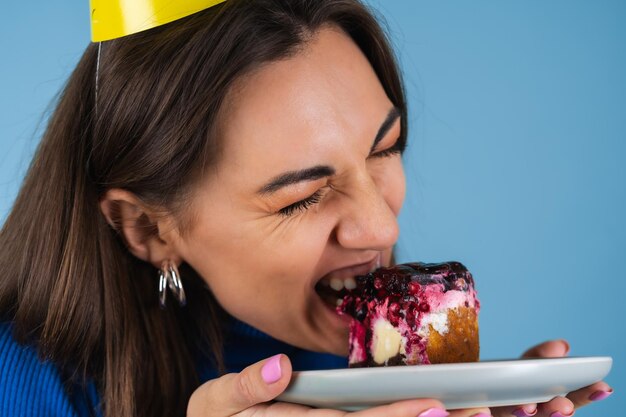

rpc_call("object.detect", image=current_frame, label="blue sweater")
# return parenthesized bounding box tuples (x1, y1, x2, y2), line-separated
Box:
(0, 318, 347, 416)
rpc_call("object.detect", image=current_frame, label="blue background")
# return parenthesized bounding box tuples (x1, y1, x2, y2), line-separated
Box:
(1, 1, 623, 415)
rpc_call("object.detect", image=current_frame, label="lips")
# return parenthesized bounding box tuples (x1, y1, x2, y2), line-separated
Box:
(314, 253, 382, 308)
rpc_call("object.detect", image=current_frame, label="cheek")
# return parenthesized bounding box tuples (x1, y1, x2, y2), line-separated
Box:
(376, 158, 406, 216)
(183, 214, 326, 320)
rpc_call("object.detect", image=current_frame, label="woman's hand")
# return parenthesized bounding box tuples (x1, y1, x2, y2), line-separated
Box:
(187, 353, 490, 417)
(491, 340, 613, 417)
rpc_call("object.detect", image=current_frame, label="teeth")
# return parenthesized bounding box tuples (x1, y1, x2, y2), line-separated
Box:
(344, 277, 357, 290)
(321, 254, 384, 292)
(330, 278, 344, 291)
(336, 298, 344, 306)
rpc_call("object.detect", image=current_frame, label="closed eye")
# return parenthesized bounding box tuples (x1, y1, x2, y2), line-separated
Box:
(278, 189, 324, 216)
(369, 137, 405, 159)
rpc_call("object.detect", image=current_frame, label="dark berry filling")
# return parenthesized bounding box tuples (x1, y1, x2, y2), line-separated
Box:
(337, 261, 476, 366)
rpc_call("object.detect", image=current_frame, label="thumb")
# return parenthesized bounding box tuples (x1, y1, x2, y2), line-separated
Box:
(187, 354, 292, 417)
(521, 339, 570, 359)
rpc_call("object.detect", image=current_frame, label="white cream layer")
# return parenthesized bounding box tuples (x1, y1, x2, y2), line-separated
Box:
(351, 286, 478, 365)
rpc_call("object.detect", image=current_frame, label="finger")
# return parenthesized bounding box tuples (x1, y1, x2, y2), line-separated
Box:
(448, 407, 492, 417)
(234, 401, 314, 417)
(242, 399, 449, 417)
(536, 396, 574, 417)
(350, 400, 449, 417)
(188, 354, 292, 417)
(521, 340, 570, 359)
(491, 403, 537, 417)
(565, 381, 613, 408)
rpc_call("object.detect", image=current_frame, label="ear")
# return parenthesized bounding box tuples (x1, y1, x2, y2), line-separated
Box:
(99, 189, 182, 268)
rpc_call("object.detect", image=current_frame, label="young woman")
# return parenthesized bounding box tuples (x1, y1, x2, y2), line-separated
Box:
(0, 1, 611, 416)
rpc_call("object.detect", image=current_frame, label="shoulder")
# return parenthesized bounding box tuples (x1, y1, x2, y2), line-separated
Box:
(0, 321, 98, 417)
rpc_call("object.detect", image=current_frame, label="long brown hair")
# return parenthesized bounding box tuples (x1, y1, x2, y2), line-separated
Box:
(0, 1, 407, 416)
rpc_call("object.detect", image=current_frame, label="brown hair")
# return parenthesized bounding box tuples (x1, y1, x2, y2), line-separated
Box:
(0, 1, 407, 416)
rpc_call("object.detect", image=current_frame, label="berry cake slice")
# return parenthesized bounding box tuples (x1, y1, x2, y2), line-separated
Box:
(337, 262, 480, 367)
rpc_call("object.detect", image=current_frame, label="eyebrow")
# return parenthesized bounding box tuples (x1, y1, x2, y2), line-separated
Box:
(258, 106, 401, 196)
(258, 165, 335, 195)
(371, 106, 401, 154)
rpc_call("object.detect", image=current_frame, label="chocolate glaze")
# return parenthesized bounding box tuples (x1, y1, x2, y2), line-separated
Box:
(360, 261, 474, 295)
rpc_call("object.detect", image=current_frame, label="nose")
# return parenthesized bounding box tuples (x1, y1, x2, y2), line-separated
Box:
(333, 174, 400, 251)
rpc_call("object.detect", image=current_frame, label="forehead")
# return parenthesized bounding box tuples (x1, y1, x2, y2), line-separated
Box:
(215, 26, 394, 178)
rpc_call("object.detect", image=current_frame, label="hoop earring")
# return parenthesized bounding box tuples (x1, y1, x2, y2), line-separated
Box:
(158, 260, 187, 308)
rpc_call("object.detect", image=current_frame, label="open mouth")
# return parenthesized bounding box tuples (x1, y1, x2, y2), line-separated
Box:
(314, 254, 382, 309)
(315, 280, 349, 308)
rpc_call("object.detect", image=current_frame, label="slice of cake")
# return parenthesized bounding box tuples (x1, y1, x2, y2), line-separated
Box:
(337, 261, 480, 367)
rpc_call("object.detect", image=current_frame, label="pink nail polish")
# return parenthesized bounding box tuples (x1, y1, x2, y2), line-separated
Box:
(512, 407, 537, 417)
(589, 389, 613, 401)
(417, 408, 449, 417)
(261, 354, 282, 384)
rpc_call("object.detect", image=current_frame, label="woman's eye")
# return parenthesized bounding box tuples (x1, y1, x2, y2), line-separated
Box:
(278, 189, 324, 216)
(370, 137, 405, 158)
(276, 137, 403, 217)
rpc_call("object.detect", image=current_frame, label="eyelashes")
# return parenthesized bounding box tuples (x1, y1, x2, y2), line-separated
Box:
(370, 137, 405, 159)
(277, 138, 404, 217)
(278, 189, 324, 216)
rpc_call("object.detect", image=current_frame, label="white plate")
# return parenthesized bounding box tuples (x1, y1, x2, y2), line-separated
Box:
(277, 357, 612, 410)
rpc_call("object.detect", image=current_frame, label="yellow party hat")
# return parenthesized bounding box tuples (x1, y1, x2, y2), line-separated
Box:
(90, 0, 228, 42)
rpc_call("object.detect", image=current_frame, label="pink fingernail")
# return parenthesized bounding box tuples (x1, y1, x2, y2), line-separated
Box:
(261, 354, 282, 384)
(512, 407, 537, 417)
(589, 389, 613, 401)
(417, 408, 449, 417)
(559, 339, 570, 355)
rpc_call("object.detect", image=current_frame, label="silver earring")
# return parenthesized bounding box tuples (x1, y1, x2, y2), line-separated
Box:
(158, 260, 187, 308)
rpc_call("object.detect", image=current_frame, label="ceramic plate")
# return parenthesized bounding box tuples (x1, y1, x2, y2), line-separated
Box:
(277, 356, 612, 410)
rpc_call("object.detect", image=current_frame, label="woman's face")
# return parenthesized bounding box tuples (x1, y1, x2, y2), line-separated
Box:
(172, 26, 405, 355)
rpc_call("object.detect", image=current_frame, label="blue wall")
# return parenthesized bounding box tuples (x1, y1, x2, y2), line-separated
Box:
(1, 1, 623, 415)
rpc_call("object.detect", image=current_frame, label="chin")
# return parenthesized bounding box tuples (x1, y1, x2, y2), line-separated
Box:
(304, 327, 349, 356)
(325, 335, 350, 356)
(262, 293, 349, 356)
(303, 289, 351, 355)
